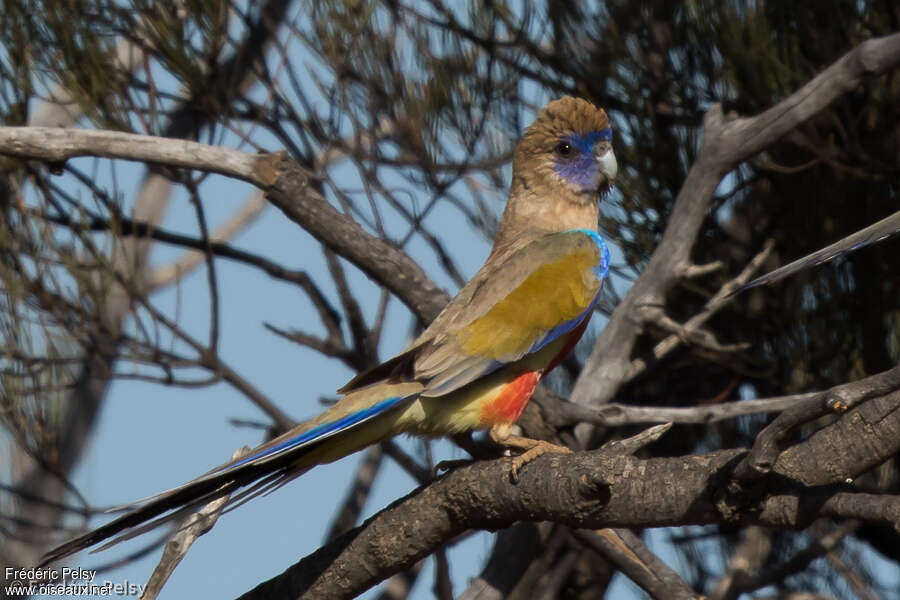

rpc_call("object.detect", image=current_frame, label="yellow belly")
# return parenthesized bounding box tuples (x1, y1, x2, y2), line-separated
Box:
(394, 332, 569, 436)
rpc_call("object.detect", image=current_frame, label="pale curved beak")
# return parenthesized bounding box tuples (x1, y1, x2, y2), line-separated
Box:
(594, 140, 617, 186)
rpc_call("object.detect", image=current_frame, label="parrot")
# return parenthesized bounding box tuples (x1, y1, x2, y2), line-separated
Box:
(39, 96, 618, 565)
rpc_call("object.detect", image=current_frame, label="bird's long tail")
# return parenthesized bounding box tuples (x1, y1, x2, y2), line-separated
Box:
(39, 385, 420, 566)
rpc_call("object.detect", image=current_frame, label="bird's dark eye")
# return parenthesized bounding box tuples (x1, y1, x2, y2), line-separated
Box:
(554, 141, 572, 156)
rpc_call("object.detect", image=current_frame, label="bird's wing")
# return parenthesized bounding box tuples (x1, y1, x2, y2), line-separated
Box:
(413, 229, 610, 396)
(739, 210, 900, 291)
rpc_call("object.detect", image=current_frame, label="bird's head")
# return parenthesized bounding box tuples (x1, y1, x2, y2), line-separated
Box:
(498, 97, 617, 245)
(515, 96, 617, 200)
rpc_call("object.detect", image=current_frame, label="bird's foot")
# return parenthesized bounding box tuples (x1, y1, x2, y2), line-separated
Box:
(507, 439, 572, 482)
(489, 424, 572, 482)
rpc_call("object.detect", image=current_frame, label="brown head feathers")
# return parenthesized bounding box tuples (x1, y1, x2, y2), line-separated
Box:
(534, 96, 610, 138)
(513, 97, 610, 167)
(494, 97, 614, 251)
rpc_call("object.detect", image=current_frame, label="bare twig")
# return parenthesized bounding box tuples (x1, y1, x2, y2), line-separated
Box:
(455, 524, 552, 600)
(823, 536, 879, 600)
(147, 191, 268, 291)
(733, 364, 900, 483)
(375, 560, 425, 600)
(617, 529, 700, 599)
(739, 209, 900, 291)
(141, 447, 252, 600)
(723, 520, 859, 599)
(0, 127, 270, 184)
(146, 117, 393, 291)
(598, 423, 673, 454)
(711, 526, 773, 600)
(543, 393, 817, 427)
(0, 126, 450, 321)
(575, 529, 700, 600)
(325, 446, 384, 542)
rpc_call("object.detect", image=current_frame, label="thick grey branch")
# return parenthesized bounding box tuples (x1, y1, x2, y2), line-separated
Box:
(0, 128, 450, 322)
(0, 127, 265, 183)
(570, 32, 900, 431)
(237, 445, 899, 600)
(237, 372, 900, 600)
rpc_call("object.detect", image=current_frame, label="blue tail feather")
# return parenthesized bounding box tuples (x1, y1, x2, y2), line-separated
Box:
(38, 393, 415, 566)
(216, 395, 410, 473)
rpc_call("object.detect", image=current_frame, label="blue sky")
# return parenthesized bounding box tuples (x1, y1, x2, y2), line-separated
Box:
(23, 85, 638, 599)
(54, 136, 632, 599)
(8, 5, 897, 599)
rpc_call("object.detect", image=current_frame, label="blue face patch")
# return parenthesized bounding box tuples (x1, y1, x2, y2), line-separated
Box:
(570, 129, 612, 153)
(554, 128, 613, 192)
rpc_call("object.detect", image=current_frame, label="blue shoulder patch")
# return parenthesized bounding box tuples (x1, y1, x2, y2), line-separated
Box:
(572, 228, 611, 280)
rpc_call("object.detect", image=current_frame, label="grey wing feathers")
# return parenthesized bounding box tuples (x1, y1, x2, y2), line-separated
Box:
(413, 232, 601, 395)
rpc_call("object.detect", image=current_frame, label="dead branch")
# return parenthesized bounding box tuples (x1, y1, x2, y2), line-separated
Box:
(140, 447, 252, 600)
(570, 32, 900, 442)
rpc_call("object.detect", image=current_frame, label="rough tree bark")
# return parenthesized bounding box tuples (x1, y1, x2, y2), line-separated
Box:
(1, 29, 899, 600)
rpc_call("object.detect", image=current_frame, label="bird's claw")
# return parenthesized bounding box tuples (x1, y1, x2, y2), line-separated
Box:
(507, 440, 572, 482)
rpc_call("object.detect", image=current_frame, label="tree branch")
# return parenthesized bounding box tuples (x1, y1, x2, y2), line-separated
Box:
(570, 32, 900, 440)
(236, 373, 900, 600)
(140, 447, 252, 600)
(0, 127, 451, 322)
